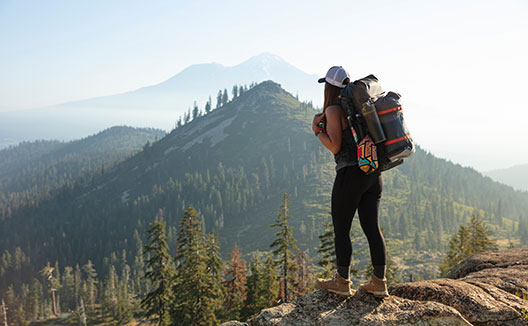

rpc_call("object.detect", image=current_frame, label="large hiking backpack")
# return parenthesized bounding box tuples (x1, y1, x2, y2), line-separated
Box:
(340, 75, 415, 172)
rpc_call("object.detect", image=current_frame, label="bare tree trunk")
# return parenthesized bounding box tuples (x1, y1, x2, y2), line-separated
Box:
(2, 299, 8, 326)
(51, 288, 58, 316)
(79, 297, 87, 326)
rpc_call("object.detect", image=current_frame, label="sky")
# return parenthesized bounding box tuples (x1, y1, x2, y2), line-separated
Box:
(1, 0, 527, 171)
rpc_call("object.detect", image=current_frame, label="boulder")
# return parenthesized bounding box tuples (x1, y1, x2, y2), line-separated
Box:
(391, 248, 528, 325)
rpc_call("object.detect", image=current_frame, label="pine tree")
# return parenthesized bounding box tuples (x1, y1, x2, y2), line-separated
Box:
(224, 244, 247, 320)
(232, 85, 238, 99)
(222, 88, 229, 106)
(204, 231, 226, 321)
(192, 101, 200, 120)
(242, 254, 278, 320)
(40, 263, 60, 316)
(61, 266, 75, 311)
(74, 264, 82, 308)
(103, 265, 119, 319)
(440, 215, 497, 276)
(141, 212, 173, 326)
(133, 229, 146, 295)
(317, 220, 335, 278)
(520, 216, 528, 246)
(270, 191, 298, 303)
(172, 206, 219, 326)
(184, 108, 191, 124)
(204, 96, 212, 114)
(27, 278, 43, 321)
(82, 260, 98, 310)
(294, 251, 313, 297)
(216, 90, 222, 109)
(242, 254, 263, 319)
(468, 215, 497, 253)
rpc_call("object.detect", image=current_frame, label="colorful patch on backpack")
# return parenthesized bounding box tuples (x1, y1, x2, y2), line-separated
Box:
(357, 135, 378, 174)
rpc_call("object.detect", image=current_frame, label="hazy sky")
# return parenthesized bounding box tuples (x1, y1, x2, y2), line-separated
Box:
(1, 0, 527, 170)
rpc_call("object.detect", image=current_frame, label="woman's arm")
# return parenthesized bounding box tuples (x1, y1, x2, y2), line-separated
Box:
(313, 105, 342, 154)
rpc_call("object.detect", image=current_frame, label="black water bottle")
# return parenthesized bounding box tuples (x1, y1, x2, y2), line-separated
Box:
(361, 100, 386, 143)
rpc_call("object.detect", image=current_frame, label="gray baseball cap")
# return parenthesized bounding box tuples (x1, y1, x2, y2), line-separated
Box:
(318, 66, 350, 88)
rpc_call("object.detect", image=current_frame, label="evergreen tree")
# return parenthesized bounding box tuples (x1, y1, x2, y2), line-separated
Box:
(82, 260, 98, 309)
(61, 266, 75, 311)
(74, 264, 82, 308)
(117, 263, 133, 324)
(141, 214, 173, 326)
(222, 88, 229, 106)
(133, 229, 146, 295)
(242, 254, 262, 319)
(172, 206, 219, 326)
(28, 278, 43, 321)
(414, 230, 424, 251)
(294, 251, 313, 297)
(232, 85, 238, 99)
(242, 255, 278, 320)
(224, 243, 247, 320)
(520, 216, 528, 246)
(204, 231, 226, 321)
(317, 220, 335, 278)
(192, 101, 200, 120)
(270, 191, 298, 303)
(184, 108, 191, 124)
(40, 263, 60, 316)
(103, 265, 119, 319)
(205, 96, 212, 114)
(440, 215, 497, 276)
(216, 90, 222, 109)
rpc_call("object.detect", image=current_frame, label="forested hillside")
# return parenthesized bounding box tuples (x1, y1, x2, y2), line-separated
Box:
(1, 81, 527, 315)
(0, 126, 165, 219)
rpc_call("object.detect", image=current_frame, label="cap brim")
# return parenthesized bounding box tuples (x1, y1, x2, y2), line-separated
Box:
(318, 77, 326, 83)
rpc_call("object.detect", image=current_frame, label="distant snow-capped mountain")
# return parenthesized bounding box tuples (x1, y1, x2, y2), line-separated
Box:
(0, 53, 321, 146)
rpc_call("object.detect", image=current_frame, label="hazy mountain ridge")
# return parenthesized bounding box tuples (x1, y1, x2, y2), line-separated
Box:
(485, 163, 528, 192)
(0, 81, 527, 293)
(0, 126, 165, 218)
(0, 53, 321, 145)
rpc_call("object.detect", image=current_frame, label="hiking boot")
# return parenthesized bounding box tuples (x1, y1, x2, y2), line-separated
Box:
(359, 274, 389, 298)
(316, 271, 352, 296)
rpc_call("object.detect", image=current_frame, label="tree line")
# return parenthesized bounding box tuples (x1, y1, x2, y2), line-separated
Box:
(174, 83, 258, 129)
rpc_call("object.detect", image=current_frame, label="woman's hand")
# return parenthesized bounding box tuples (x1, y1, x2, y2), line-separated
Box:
(312, 113, 325, 133)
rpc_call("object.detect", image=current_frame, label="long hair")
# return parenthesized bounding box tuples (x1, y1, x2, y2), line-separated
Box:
(323, 79, 349, 113)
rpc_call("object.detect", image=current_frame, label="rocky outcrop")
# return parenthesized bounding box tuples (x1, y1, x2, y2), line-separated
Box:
(391, 248, 528, 325)
(221, 248, 528, 326)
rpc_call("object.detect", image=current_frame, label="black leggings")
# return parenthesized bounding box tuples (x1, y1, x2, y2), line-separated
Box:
(331, 165, 386, 268)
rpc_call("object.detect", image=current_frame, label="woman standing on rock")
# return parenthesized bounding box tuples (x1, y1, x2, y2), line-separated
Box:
(312, 66, 389, 298)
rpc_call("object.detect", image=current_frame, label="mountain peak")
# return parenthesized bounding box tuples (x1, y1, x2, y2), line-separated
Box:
(243, 52, 285, 65)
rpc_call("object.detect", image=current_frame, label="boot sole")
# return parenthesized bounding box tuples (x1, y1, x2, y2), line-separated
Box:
(327, 288, 352, 296)
(360, 288, 389, 298)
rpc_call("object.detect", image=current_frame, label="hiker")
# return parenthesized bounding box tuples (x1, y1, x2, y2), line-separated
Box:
(312, 66, 389, 298)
